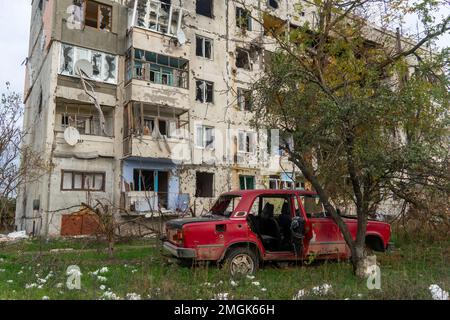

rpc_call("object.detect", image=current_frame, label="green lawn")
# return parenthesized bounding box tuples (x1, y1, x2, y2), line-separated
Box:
(0, 235, 448, 300)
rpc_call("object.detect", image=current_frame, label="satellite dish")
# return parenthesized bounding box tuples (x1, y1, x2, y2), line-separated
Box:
(64, 126, 81, 146)
(176, 29, 186, 46)
(74, 59, 93, 78)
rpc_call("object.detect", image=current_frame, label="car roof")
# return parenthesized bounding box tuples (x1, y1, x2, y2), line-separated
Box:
(221, 189, 318, 197)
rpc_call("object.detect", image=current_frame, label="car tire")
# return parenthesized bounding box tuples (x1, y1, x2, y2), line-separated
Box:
(224, 247, 259, 276)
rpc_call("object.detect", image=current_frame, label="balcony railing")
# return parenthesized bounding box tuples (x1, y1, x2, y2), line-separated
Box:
(122, 191, 190, 215)
(126, 48, 189, 89)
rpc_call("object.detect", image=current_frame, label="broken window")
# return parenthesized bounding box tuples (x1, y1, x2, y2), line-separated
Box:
(239, 175, 255, 190)
(133, 169, 154, 192)
(236, 7, 252, 31)
(196, 172, 214, 198)
(60, 44, 118, 84)
(196, 35, 213, 59)
(236, 48, 252, 70)
(57, 104, 114, 137)
(85, 0, 112, 31)
(196, 80, 214, 103)
(142, 117, 172, 137)
(127, 48, 189, 88)
(196, 125, 215, 149)
(61, 171, 105, 191)
(238, 131, 256, 153)
(237, 88, 252, 111)
(196, 0, 213, 18)
(134, 0, 184, 36)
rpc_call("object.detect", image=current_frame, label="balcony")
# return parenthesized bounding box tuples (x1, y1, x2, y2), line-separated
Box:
(53, 102, 115, 158)
(124, 135, 190, 161)
(124, 49, 190, 108)
(123, 102, 191, 161)
(122, 191, 190, 216)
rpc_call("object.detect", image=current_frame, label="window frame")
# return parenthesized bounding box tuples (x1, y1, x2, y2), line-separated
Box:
(61, 170, 106, 192)
(239, 175, 255, 190)
(236, 7, 252, 31)
(196, 0, 214, 18)
(84, 0, 112, 32)
(195, 125, 215, 150)
(196, 35, 213, 60)
(238, 130, 256, 154)
(196, 79, 214, 103)
(237, 87, 253, 111)
(236, 48, 252, 70)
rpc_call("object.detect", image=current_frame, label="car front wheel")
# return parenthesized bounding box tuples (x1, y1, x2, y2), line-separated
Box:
(225, 247, 259, 276)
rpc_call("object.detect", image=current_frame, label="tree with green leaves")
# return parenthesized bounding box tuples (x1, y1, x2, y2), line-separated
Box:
(249, 0, 449, 277)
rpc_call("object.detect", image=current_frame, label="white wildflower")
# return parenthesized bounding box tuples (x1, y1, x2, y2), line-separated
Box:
(100, 285, 106, 291)
(101, 291, 120, 300)
(25, 283, 37, 289)
(230, 280, 238, 287)
(261, 288, 267, 292)
(246, 275, 255, 280)
(99, 267, 109, 274)
(252, 281, 260, 286)
(253, 296, 260, 300)
(6, 280, 13, 283)
(293, 289, 307, 300)
(131, 269, 138, 274)
(42, 296, 50, 300)
(126, 293, 141, 300)
(97, 276, 107, 282)
(56, 283, 63, 288)
(17, 271, 23, 275)
(312, 284, 332, 296)
(214, 293, 229, 300)
(429, 284, 449, 300)
(0, 269, 5, 272)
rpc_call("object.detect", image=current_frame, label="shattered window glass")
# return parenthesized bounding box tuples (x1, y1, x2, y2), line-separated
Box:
(84, 0, 112, 31)
(103, 54, 117, 83)
(133, 0, 184, 36)
(99, 5, 112, 31)
(59, 44, 117, 84)
(91, 53, 102, 77)
(60, 44, 74, 75)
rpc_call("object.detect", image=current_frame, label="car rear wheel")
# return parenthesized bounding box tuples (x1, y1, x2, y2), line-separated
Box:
(225, 247, 259, 276)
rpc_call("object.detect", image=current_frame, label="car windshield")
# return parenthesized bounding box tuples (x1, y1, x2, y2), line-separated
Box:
(209, 195, 242, 217)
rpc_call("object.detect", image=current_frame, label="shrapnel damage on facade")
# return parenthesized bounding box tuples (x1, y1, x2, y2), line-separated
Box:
(16, 0, 413, 236)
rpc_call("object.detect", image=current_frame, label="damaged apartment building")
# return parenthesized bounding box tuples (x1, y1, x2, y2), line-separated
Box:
(15, 0, 326, 237)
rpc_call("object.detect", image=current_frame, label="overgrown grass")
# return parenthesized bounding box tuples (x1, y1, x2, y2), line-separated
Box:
(0, 234, 448, 300)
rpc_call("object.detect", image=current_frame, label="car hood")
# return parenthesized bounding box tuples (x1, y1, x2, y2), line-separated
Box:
(166, 215, 228, 229)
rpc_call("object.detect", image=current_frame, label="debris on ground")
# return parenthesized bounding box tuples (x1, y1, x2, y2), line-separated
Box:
(0, 231, 29, 243)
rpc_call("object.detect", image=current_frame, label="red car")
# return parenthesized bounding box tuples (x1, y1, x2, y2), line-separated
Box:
(163, 190, 391, 275)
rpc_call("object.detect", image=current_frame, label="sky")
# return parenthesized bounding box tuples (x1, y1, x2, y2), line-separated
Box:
(0, 1, 31, 95)
(0, 0, 448, 96)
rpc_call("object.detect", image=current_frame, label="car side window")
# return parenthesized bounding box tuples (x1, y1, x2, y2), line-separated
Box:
(248, 197, 260, 216)
(301, 195, 327, 218)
